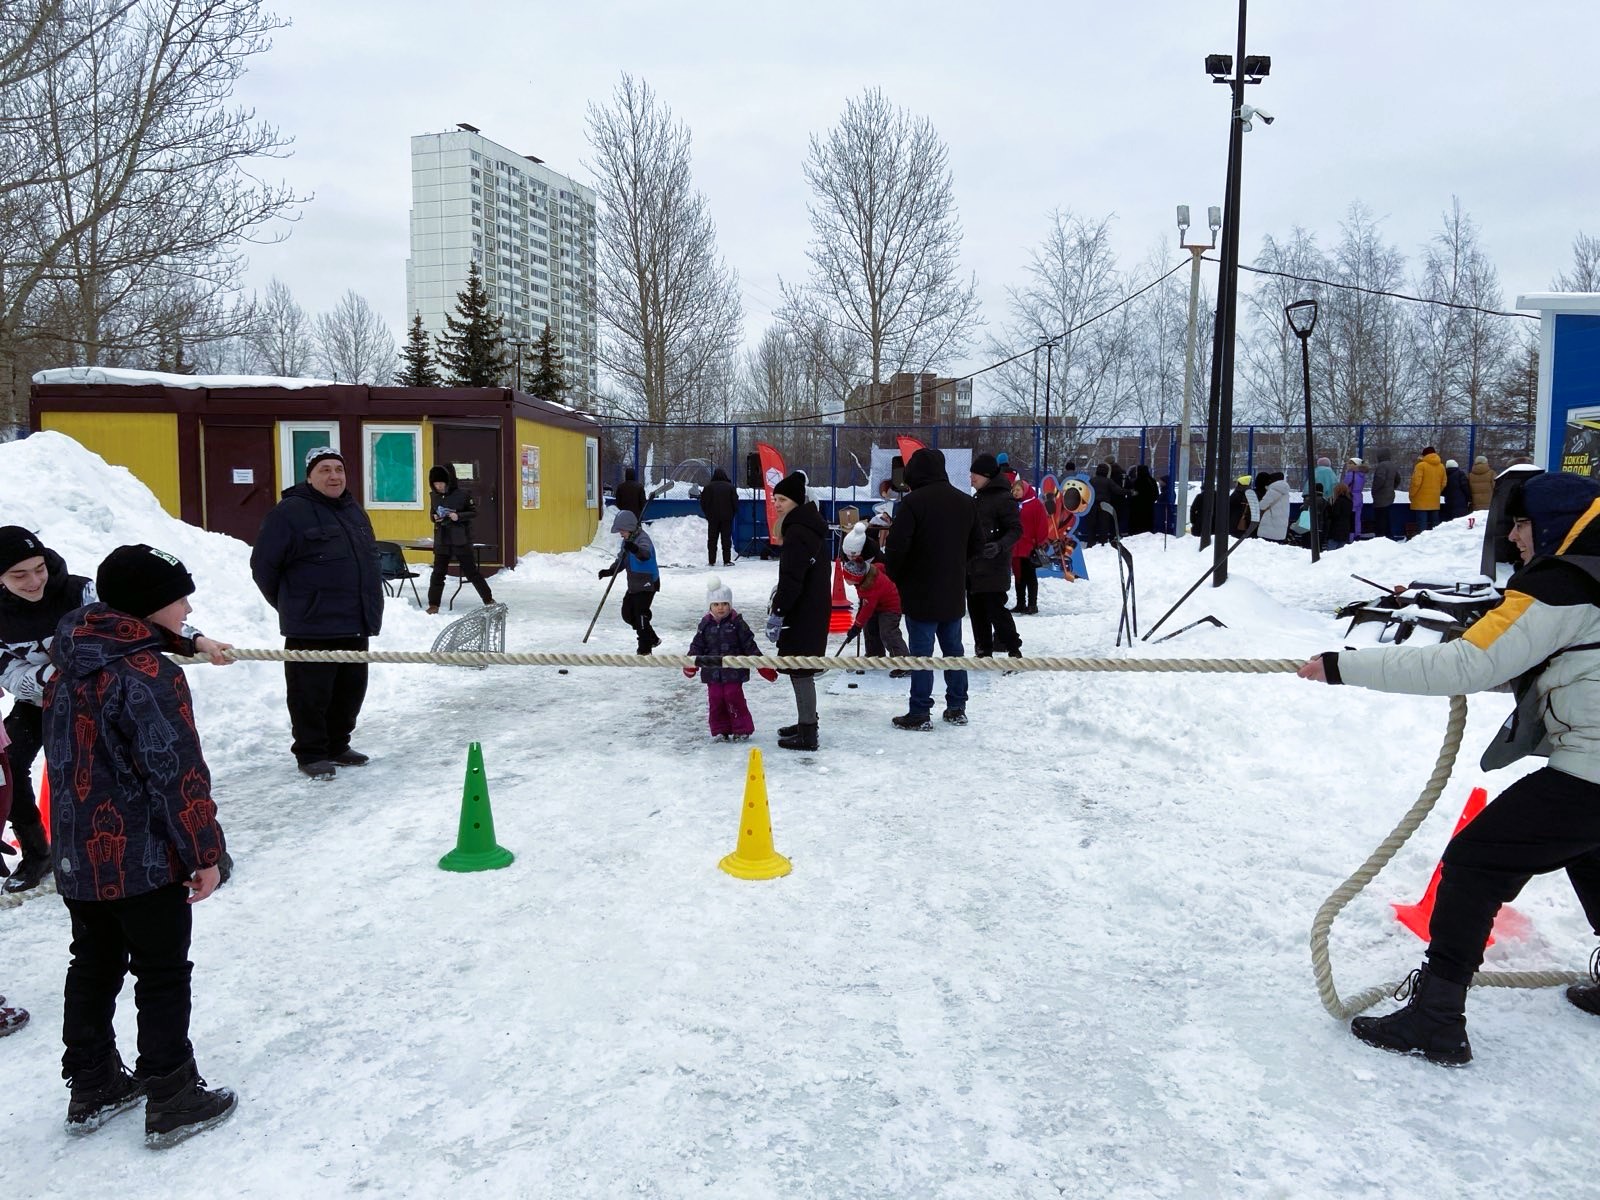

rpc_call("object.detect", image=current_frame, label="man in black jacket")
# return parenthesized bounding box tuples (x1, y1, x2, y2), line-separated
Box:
(614, 468, 646, 519)
(698, 466, 738, 567)
(426, 464, 494, 613)
(884, 448, 981, 730)
(966, 454, 1022, 659)
(250, 448, 384, 780)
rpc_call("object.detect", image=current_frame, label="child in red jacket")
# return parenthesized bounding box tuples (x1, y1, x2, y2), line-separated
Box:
(841, 524, 910, 675)
(1010, 478, 1051, 613)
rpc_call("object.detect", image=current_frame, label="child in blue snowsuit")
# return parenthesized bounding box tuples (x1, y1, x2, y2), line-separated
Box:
(683, 576, 777, 740)
(598, 510, 660, 653)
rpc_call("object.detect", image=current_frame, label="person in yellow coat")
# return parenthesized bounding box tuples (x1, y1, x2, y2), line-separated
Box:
(1408, 445, 1447, 534)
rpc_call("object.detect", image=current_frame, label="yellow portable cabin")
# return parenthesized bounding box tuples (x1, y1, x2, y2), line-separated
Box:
(30, 368, 603, 565)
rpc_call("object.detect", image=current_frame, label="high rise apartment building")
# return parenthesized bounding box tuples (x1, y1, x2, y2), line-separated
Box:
(407, 124, 598, 402)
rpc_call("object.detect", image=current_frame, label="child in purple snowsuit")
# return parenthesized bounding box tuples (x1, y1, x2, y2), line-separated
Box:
(684, 576, 777, 741)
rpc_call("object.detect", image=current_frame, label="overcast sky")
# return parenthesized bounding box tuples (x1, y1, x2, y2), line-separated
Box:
(235, 0, 1598, 392)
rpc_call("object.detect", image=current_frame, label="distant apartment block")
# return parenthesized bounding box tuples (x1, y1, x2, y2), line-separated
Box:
(406, 124, 597, 402)
(847, 372, 973, 425)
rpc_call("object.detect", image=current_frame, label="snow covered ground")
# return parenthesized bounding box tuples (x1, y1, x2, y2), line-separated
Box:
(3, 434, 1596, 1198)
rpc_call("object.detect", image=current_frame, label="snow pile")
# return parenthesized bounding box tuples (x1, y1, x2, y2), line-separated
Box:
(32, 366, 336, 390)
(5, 452, 1595, 1197)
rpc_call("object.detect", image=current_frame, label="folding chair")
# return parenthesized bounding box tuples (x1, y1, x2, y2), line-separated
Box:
(375, 541, 423, 606)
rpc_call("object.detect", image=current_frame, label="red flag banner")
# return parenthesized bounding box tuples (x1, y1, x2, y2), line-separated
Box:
(756, 442, 787, 546)
(895, 436, 928, 472)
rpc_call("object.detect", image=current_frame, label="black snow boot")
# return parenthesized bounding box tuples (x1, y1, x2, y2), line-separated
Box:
(65, 1055, 144, 1135)
(143, 1058, 237, 1150)
(777, 723, 818, 751)
(1350, 965, 1472, 1066)
(1566, 947, 1600, 1017)
(892, 711, 932, 732)
(2, 821, 51, 894)
(777, 723, 801, 738)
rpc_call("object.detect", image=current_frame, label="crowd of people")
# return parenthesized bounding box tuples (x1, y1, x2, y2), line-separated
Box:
(1189, 446, 1508, 548)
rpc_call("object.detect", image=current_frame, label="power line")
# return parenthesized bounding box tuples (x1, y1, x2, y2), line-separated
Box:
(1220, 257, 1539, 321)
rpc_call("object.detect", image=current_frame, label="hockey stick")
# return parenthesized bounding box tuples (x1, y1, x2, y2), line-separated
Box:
(581, 569, 620, 644)
(1139, 522, 1257, 642)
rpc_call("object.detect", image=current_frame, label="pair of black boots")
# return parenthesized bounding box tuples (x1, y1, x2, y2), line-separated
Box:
(67, 1055, 236, 1148)
(1, 820, 50, 894)
(1354, 951, 1600, 1067)
(776, 722, 818, 751)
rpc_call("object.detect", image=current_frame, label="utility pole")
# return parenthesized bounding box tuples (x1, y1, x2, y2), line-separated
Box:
(1176, 205, 1221, 535)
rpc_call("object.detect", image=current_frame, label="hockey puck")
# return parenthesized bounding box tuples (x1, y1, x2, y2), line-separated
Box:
(558, 668, 568, 675)
(847, 682, 858, 689)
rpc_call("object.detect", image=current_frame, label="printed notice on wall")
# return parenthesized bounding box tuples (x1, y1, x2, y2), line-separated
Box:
(232, 468, 253, 484)
(520, 444, 540, 509)
(1563, 406, 1600, 479)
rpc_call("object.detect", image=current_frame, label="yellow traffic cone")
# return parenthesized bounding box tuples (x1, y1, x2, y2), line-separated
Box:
(718, 747, 791, 880)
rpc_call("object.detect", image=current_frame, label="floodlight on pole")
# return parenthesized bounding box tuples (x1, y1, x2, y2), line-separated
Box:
(1285, 298, 1321, 563)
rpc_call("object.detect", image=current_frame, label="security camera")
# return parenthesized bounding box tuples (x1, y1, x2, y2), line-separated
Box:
(1239, 105, 1275, 126)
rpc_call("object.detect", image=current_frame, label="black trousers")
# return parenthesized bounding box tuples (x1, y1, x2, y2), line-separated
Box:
(2, 702, 45, 838)
(967, 589, 1020, 656)
(62, 883, 194, 1081)
(706, 519, 733, 566)
(1013, 559, 1038, 609)
(428, 546, 493, 608)
(1427, 767, 1600, 985)
(285, 636, 370, 764)
(621, 584, 659, 651)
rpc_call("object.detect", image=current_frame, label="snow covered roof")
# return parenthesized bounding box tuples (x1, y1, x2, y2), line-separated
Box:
(33, 366, 338, 389)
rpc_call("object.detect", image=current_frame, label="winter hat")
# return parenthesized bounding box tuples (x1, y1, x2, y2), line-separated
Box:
(869, 510, 892, 529)
(96, 544, 195, 619)
(1507, 473, 1600, 557)
(705, 574, 732, 607)
(1446, 459, 1459, 469)
(773, 471, 808, 505)
(1421, 445, 1436, 455)
(1348, 457, 1365, 467)
(842, 556, 867, 583)
(995, 451, 1009, 467)
(1475, 455, 1489, 465)
(304, 446, 343, 475)
(1317, 456, 1331, 467)
(1236, 475, 1252, 487)
(0, 525, 46, 574)
(429, 465, 450, 486)
(970, 453, 1000, 479)
(610, 509, 639, 534)
(842, 521, 868, 558)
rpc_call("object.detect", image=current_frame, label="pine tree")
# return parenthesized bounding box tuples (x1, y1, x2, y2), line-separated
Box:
(398, 313, 441, 386)
(434, 261, 511, 387)
(527, 322, 571, 400)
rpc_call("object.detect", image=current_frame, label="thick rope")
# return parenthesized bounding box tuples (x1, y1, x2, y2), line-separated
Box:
(195, 648, 1304, 673)
(1309, 693, 1587, 1019)
(182, 647, 1589, 1011)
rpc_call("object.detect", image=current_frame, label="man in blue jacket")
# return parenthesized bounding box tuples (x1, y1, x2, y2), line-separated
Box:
(250, 448, 383, 780)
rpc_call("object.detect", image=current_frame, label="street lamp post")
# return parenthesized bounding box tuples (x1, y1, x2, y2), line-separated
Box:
(510, 339, 529, 392)
(1042, 340, 1056, 474)
(1176, 204, 1221, 536)
(1203, 6, 1271, 585)
(1286, 298, 1321, 563)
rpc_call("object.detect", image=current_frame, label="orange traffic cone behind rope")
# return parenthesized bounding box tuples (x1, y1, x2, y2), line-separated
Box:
(37, 765, 49, 839)
(1393, 787, 1531, 945)
(828, 558, 853, 634)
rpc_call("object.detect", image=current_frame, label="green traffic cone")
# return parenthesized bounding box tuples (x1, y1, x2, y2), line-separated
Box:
(438, 742, 515, 872)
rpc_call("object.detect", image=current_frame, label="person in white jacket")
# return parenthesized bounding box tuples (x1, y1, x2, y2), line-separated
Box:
(1299, 472, 1600, 1065)
(1256, 472, 1292, 542)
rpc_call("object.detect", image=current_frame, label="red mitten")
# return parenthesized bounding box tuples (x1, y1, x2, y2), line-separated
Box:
(682, 666, 698, 679)
(758, 668, 778, 683)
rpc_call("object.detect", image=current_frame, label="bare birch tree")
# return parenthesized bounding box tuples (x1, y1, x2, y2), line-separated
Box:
(586, 73, 743, 426)
(1415, 198, 1507, 425)
(313, 290, 396, 384)
(1554, 231, 1600, 292)
(782, 88, 980, 390)
(0, 0, 300, 427)
(248, 276, 313, 375)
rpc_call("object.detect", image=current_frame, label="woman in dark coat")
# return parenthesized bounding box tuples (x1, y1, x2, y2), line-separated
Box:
(766, 473, 831, 751)
(1128, 464, 1159, 535)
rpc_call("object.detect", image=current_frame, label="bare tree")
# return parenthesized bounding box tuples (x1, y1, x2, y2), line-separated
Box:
(0, 0, 301, 427)
(1239, 226, 1330, 425)
(783, 88, 980, 390)
(1554, 231, 1600, 292)
(1317, 203, 1416, 427)
(313, 290, 396, 384)
(981, 210, 1124, 429)
(249, 277, 313, 375)
(1414, 198, 1507, 425)
(735, 324, 836, 423)
(586, 73, 743, 426)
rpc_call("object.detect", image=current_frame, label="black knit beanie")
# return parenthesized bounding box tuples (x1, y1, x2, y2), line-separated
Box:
(773, 472, 808, 505)
(0, 525, 45, 574)
(96, 544, 195, 619)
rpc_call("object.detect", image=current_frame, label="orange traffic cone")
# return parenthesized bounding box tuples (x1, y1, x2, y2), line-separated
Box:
(1393, 787, 1529, 945)
(828, 558, 853, 634)
(37, 764, 49, 839)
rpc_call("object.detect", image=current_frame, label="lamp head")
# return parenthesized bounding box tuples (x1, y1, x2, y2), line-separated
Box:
(1285, 299, 1318, 338)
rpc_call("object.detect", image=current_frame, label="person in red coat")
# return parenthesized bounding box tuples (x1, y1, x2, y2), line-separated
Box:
(841, 523, 910, 675)
(1010, 478, 1051, 614)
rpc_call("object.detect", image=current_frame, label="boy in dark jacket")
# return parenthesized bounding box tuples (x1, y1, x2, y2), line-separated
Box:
(966, 454, 1023, 660)
(599, 510, 660, 653)
(684, 576, 777, 740)
(250, 448, 384, 780)
(0, 527, 224, 892)
(427, 463, 494, 612)
(46, 544, 236, 1147)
